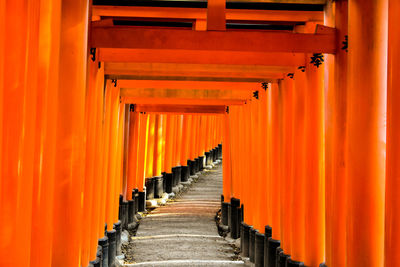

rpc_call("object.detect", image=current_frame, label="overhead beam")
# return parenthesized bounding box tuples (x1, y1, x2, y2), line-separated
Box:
(91, 26, 336, 53)
(92, 6, 323, 22)
(108, 75, 278, 82)
(123, 97, 245, 106)
(120, 87, 252, 99)
(105, 62, 288, 81)
(118, 80, 262, 91)
(134, 104, 227, 114)
(98, 49, 306, 66)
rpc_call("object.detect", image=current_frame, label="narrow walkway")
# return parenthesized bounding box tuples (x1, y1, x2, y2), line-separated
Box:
(123, 165, 245, 266)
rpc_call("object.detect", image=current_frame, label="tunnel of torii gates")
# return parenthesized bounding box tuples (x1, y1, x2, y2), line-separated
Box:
(2, 0, 400, 266)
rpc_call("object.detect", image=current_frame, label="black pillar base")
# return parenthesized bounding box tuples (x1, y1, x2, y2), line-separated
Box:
(133, 189, 139, 214)
(255, 232, 265, 267)
(319, 263, 328, 267)
(195, 157, 201, 173)
(218, 144, 222, 159)
(187, 160, 196, 176)
(98, 236, 109, 267)
(287, 258, 305, 267)
(230, 198, 240, 239)
(237, 207, 242, 238)
(128, 199, 135, 224)
(276, 249, 290, 267)
(164, 173, 173, 193)
(89, 258, 100, 267)
(267, 238, 281, 267)
(172, 166, 182, 186)
(241, 223, 250, 257)
(199, 156, 204, 170)
(249, 228, 256, 262)
(205, 151, 212, 165)
(221, 201, 229, 226)
(181, 165, 189, 182)
(153, 175, 164, 198)
(106, 230, 116, 267)
(113, 221, 122, 255)
(138, 190, 146, 212)
(264, 225, 272, 266)
(145, 178, 155, 199)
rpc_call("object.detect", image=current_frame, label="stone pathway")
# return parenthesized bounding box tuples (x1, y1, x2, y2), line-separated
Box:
(122, 165, 245, 266)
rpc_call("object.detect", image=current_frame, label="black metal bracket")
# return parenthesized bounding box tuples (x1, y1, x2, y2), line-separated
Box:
(111, 79, 117, 87)
(298, 66, 306, 72)
(226, 106, 229, 114)
(287, 73, 294, 79)
(90, 48, 96, 62)
(261, 82, 268, 91)
(253, 90, 259, 99)
(98, 62, 101, 69)
(130, 104, 135, 112)
(310, 53, 324, 68)
(342, 35, 348, 52)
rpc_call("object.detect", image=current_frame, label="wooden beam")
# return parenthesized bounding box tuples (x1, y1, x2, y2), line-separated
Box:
(207, 0, 226, 31)
(108, 75, 278, 82)
(105, 62, 288, 81)
(134, 104, 227, 114)
(118, 80, 262, 91)
(120, 87, 252, 99)
(123, 97, 245, 105)
(98, 48, 306, 66)
(91, 26, 336, 53)
(92, 6, 323, 22)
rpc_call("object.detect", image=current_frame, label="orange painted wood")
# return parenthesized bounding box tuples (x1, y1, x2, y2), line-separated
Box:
(280, 78, 293, 253)
(180, 115, 190, 166)
(324, 1, 348, 266)
(207, 0, 226, 31)
(258, 89, 268, 232)
(124, 97, 245, 106)
(114, 103, 125, 222)
(347, 0, 387, 266)
(304, 56, 325, 267)
(175, 115, 183, 166)
(51, 1, 88, 265)
(136, 113, 149, 191)
(153, 114, 163, 176)
(270, 83, 281, 240)
(385, 1, 400, 265)
(134, 104, 227, 114)
(99, 48, 305, 67)
(290, 67, 307, 262)
(145, 114, 156, 178)
(222, 112, 232, 200)
(127, 111, 139, 200)
(92, 6, 323, 22)
(91, 26, 336, 54)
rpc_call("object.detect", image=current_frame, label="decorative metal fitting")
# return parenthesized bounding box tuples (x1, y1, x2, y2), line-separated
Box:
(253, 90, 259, 99)
(342, 35, 348, 52)
(130, 104, 135, 112)
(261, 82, 268, 91)
(287, 73, 294, 79)
(310, 53, 324, 68)
(226, 106, 229, 113)
(298, 66, 306, 72)
(90, 48, 96, 62)
(111, 79, 117, 87)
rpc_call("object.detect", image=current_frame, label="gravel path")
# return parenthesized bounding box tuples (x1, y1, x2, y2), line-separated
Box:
(122, 165, 245, 267)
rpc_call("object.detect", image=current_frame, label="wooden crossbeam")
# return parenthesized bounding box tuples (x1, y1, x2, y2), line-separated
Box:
(134, 104, 227, 114)
(105, 62, 287, 81)
(207, 0, 226, 31)
(92, 6, 323, 22)
(98, 49, 306, 66)
(118, 80, 262, 91)
(120, 87, 252, 100)
(91, 25, 336, 53)
(123, 97, 245, 105)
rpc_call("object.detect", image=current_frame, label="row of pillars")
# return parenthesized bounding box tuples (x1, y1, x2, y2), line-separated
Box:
(220, 1, 400, 267)
(0, 0, 225, 266)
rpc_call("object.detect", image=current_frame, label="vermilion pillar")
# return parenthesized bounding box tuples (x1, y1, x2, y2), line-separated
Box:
(222, 111, 232, 201)
(127, 111, 139, 200)
(270, 83, 281, 241)
(347, 0, 387, 266)
(290, 67, 306, 262)
(52, 0, 88, 265)
(137, 113, 149, 191)
(385, 0, 400, 266)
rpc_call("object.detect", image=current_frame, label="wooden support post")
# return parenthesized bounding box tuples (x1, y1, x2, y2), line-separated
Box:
(180, 115, 189, 167)
(175, 115, 183, 166)
(127, 111, 139, 200)
(385, 1, 400, 265)
(280, 78, 294, 254)
(270, 83, 281, 241)
(153, 114, 163, 177)
(136, 113, 149, 191)
(347, 0, 387, 266)
(223, 112, 232, 201)
(290, 65, 307, 263)
(145, 114, 156, 179)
